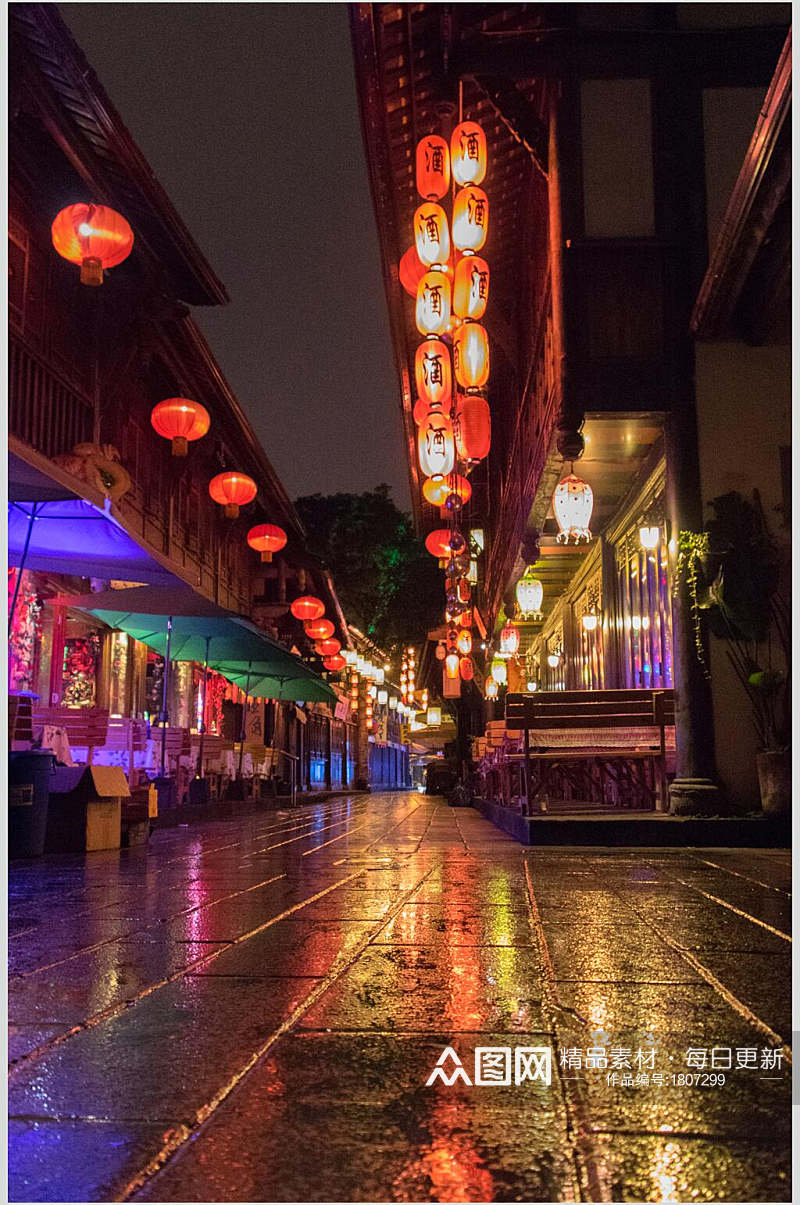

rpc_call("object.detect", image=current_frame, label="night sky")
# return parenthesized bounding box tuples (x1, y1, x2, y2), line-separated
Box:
(58, 3, 410, 509)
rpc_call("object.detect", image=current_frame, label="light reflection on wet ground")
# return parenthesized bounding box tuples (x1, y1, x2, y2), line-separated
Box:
(8, 794, 791, 1201)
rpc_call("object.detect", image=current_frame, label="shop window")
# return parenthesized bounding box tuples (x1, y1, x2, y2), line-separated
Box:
(108, 631, 130, 716)
(62, 631, 101, 708)
(616, 528, 673, 689)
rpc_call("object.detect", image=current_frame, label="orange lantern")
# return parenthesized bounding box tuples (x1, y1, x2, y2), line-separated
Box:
(452, 186, 489, 253)
(290, 595, 325, 621)
(422, 475, 450, 508)
(418, 410, 455, 478)
(415, 340, 451, 409)
(323, 653, 346, 672)
(315, 638, 341, 657)
(456, 629, 472, 656)
(246, 523, 287, 562)
(453, 256, 490, 320)
(209, 471, 257, 518)
(399, 244, 427, 298)
(416, 270, 451, 337)
(416, 134, 450, 199)
(445, 651, 460, 679)
(454, 323, 489, 390)
(455, 395, 491, 462)
(304, 617, 334, 641)
(414, 203, 450, 268)
(51, 203, 134, 286)
(460, 656, 475, 681)
(150, 398, 210, 456)
(485, 678, 498, 700)
(451, 121, 487, 187)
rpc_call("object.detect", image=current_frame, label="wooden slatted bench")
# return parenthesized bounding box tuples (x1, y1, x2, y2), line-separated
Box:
(504, 690, 675, 812)
(33, 707, 109, 765)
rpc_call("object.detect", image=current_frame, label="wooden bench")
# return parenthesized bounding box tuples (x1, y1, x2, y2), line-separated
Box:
(504, 690, 675, 812)
(33, 707, 109, 765)
(104, 716, 149, 783)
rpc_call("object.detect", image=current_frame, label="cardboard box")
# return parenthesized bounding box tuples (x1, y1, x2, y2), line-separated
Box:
(45, 765, 129, 853)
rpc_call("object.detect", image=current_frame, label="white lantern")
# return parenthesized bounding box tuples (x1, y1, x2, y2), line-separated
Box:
(389, 697, 397, 710)
(582, 612, 599, 631)
(368, 684, 377, 698)
(427, 706, 442, 726)
(499, 623, 519, 656)
(344, 649, 358, 665)
(526, 680, 538, 692)
(547, 652, 560, 668)
(377, 689, 388, 705)
(485, 679, 498, 699)
(375, 668, 385, 684)
(639, 525, 660, 550)
(516, 570, 543, 620)
(490, 658, 507, 685)
(553, 473, 593, 544)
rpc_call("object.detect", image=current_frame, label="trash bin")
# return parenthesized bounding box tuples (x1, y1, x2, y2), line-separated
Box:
(9, 751, 55, 858)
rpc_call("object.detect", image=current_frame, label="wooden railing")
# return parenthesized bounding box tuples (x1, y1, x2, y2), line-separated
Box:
(9, 333, 95, 459)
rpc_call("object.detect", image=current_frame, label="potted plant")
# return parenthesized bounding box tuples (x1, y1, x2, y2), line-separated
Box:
(695, 491, 790, 816)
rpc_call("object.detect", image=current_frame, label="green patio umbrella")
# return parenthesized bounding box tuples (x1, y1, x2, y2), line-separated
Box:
(53, 585, 335, 774)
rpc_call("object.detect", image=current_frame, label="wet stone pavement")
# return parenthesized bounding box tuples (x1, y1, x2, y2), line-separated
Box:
(8, 792, 792, 1202)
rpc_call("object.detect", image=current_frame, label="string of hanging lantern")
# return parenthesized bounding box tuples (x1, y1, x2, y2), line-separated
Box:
(410, 113, 491, 695)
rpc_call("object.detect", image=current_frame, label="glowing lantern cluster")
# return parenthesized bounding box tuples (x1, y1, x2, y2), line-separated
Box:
(553, 473, 594, 544)
(409, 120, 492, 702)
(246, 523, 287, 562)
(151, 398, 210, 456)
(209, 472, 257, 519)
(400, 646, 416, 705)
(51, 203, 134, 286)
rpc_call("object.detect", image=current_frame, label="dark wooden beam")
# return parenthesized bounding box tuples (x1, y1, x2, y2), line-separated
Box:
(453, 24, 788, 88)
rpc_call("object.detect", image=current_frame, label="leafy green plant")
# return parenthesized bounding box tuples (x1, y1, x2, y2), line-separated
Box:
(696, 491, 790, 751)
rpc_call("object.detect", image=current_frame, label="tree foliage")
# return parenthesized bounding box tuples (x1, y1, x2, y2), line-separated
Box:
(294, 484, 442, 650)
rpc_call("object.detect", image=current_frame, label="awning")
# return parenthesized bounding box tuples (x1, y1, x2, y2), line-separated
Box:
(8, 446, 194, 588)
(54, 584, 337, 704)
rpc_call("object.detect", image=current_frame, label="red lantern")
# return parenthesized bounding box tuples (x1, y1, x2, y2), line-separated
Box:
(425, 528, 461, 567)
(399, 245, 427, 297)
(315, 638, 341, 657)
(459, 656, 475, 681)
(290, 595, 325, 621)
(150, 398, 210, 456)
(418, 411, 455, 478)
(452, 187, 489, 253)
(416, 270, 451, 337)
(453, 256, 490, 320)
(323, 654, 346, 672)
(454, 322, 489, 389)
(451, 121, 487, 187)
(455, 395, 491, 462)
(304, 617, 334, 641)
(413, 397, 433, 427)
(416, 134, 450, 199)
(246, 523, 287, 562)
(414, 203, 450, 268)
(51, 203, 134, 285)
(415, 340, 451, 409)
(209, 471, 257, 518)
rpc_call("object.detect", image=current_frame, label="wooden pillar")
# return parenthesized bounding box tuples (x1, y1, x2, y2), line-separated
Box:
(48, 604, 66, 706)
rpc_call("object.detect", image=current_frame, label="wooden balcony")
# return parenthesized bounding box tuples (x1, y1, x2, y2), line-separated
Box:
(9, 332, 95, 460)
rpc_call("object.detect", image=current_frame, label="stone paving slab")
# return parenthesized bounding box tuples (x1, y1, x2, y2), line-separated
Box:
(7, 794, 792, 1202)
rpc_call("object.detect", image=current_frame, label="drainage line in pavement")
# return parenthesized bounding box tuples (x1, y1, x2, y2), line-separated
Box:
(524, 861, 611, 1204)
(114, 864, 439, 1202)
